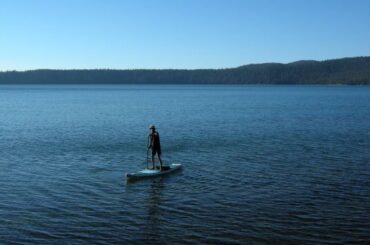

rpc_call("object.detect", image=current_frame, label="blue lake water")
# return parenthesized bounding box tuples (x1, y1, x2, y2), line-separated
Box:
(0, 85, 369, 244)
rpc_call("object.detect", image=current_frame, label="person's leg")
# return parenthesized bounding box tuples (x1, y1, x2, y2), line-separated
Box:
(158, 153, 163, 171)
(151, 151, 156, 169)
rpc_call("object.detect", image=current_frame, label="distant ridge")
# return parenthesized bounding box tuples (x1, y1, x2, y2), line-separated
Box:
(1, 57, 369, 84)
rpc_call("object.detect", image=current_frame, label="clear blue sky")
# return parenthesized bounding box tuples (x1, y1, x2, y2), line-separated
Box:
(1, 0, 370, 70)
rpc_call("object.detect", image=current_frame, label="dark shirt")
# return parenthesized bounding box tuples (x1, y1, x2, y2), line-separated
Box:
(149, 131, 161, 150)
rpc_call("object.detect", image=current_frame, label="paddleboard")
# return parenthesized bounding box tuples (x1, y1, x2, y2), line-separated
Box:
(126, 163, 182, 181)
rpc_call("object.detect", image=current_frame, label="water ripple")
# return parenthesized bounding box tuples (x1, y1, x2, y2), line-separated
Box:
(1, 85, 370, 243)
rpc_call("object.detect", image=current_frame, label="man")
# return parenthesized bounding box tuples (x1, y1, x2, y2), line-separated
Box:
(148, 124, 163, 170)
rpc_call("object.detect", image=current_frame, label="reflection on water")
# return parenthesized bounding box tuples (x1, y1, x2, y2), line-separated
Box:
(145, 180, 165, 241)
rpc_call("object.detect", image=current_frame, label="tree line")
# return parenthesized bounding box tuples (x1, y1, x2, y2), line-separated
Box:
(1, 57, 369, 84)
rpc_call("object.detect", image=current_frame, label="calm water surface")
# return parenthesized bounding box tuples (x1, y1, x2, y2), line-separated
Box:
(0, 85, 369, 244)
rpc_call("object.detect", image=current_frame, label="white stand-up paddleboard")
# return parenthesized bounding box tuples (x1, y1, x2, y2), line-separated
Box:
(126, 163, 182, 181)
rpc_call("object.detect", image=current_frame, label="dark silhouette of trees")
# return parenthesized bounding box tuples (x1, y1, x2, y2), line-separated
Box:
(1, 57, 369, 84)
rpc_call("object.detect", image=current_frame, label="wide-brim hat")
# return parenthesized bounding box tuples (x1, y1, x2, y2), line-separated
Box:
(149, 124, 156, 129)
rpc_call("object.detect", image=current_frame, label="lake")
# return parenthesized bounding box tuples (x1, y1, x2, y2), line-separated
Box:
(0, 85, 369, 244)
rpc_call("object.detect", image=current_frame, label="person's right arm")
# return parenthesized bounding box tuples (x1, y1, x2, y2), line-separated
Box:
(147, 134, 152, 148)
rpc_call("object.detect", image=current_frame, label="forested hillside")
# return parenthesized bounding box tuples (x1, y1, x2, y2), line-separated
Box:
(1, 57, 369, 84)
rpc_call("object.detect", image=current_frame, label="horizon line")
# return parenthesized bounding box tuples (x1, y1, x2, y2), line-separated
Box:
(1, 56, 369, 72)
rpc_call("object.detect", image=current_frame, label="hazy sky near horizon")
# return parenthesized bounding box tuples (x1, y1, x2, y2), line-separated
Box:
(1, 0, 370, 70)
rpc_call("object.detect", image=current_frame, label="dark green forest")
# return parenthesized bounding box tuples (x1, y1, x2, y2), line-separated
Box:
(1, 57, 369, 84)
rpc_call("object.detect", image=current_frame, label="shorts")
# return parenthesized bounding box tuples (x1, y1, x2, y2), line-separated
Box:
(151, 148, 161, 156)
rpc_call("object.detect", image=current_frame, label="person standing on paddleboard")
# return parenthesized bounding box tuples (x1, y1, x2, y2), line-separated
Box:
(148, 125, 163, 171)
